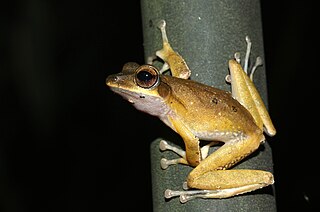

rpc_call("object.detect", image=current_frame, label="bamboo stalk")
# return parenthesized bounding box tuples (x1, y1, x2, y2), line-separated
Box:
(140, 0, 276, 211)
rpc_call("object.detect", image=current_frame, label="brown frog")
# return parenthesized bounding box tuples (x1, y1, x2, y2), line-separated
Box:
(106, 20, 276, 203)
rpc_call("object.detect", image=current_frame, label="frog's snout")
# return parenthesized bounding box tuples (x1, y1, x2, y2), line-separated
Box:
(106, 74, 117, 86)
(106, 74, 123, 87)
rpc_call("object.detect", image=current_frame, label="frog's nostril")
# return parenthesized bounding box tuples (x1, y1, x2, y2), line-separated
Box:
(106, 75, 118, 85)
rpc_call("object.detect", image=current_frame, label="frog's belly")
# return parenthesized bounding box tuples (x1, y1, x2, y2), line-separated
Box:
(159, 112, 246, 143)
(194, 130, 245, 143)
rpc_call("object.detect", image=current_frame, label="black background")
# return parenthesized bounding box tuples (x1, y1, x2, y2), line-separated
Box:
(1, 1, 316, 211)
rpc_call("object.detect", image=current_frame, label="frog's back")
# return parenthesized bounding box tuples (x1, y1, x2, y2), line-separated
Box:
(161, 75, 260, 140)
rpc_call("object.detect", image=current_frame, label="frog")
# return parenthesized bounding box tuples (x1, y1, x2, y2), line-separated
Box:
(106, 20, 276, 203)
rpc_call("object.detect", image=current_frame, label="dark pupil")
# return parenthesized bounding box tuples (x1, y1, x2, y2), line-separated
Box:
(137, 70, 153, 82)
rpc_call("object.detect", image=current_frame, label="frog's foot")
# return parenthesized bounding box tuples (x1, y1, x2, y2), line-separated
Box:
(159, 140, 186, 157)
(157, 20, 169, 43)
(165, 188, 225, 203)
(147, 56, 170, 74)
(147, 55, 157, 65)
(159, 140, 188, 169)
(249, 56, 263, 81)
(159, 140, 220, 169)
(225, 36, 263, 83)
(159, 62, 170, 74)
(165, 185, 264, 203)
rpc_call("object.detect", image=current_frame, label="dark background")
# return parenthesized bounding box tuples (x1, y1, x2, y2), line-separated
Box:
(1, 1, 316, 211)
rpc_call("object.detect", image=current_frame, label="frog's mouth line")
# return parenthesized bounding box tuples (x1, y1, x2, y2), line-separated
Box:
(109, 87, 146, 104)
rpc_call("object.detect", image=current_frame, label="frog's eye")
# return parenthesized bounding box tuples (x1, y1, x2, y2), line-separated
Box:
(135, 65, 160, 89)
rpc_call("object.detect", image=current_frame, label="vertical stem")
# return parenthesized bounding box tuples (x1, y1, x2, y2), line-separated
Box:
(141, 0, 276, 211)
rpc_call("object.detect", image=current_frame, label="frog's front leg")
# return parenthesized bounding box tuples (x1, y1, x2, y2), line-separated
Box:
(159, 140, 220, 169)
(165, 132, 274, 203)
(148, 20, 191, 79)
(159, 140, 188, 169)
(159, 115, 226, 169)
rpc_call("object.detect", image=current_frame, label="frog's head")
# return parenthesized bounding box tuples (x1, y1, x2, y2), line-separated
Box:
(106, 62, 170, 116)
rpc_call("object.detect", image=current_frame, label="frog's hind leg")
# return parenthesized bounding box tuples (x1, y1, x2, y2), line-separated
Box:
(165, 133, 274, 203)
(227, 36, 276, 136)
(165, 169, 274, 203)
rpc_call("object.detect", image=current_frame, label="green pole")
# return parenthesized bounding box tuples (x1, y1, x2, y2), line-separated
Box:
(140, 0, 276, 211)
